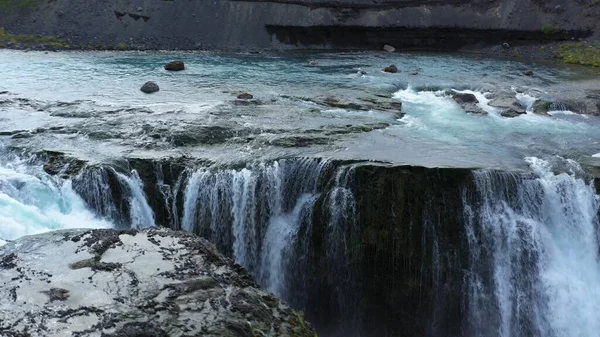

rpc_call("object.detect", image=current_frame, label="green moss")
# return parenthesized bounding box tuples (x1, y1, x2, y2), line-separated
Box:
(555, 43, 600, 67)
(0, 27, 68, 48)
(116, 42, 127, 50)
(0, 0, 42, 10)
(541, 24, 559, 35)
(96, 43, 104, 50)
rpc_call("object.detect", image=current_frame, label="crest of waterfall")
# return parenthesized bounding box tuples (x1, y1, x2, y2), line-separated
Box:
(464, 157, 600, 337)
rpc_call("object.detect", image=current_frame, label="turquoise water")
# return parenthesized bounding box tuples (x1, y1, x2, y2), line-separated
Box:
(0, 49, 599, 240)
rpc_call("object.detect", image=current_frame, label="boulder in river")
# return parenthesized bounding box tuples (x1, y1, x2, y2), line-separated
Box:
(140, 81, 159, 94)
(532, 100, 552, 115)
(0, 228, 316, 337)
(488, 93, 527, 117)
(383, 65, 398, 73)
(452, 92, 487, 114)
(164, 60, 185, 71)
(237, 92, 254, 99)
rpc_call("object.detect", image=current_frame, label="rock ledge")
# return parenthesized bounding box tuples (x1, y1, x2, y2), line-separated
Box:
(0, 228, 315, 337)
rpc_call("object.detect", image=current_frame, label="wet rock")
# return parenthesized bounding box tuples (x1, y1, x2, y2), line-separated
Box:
(523, 70, 534, 77)
(532, 100, 552, 115)
(309, 60, 318, 66)
(500, 107, 526, 118)
(164, 60, 185, 71)
(11, 131, 33, 139)
(503, 42, 511, 49)
(269, 136, 329, 147)
(140, 81, 159, 94)
(383, 65, 398, 73)
(237, 92, 253, 99)
(168, 125, 237, 146)
(489, 93, 526, 117)
(383, 44, 396, 53)
(452, 93, 486, 114)
(0, 228, 316, 337)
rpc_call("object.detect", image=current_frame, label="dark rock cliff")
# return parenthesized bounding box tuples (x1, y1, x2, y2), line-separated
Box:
(0, 0, 598, 50)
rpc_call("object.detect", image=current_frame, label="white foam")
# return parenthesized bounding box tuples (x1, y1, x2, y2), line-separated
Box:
(0, 156, 112, 241)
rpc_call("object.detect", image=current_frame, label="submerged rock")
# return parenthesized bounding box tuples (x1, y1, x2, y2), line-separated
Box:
(164, 60, 185, 71)
(383, 65, 398, 73)
(452, 93, 486, 115)
(140, 81, 159, 94)
(0, 228, 316, 337)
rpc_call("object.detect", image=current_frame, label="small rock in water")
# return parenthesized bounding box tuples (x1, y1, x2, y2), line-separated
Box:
(383, 44, 396, 53)
(237, 92, 253, 99)
(164, 60, 185, 71)
(452, 92, 487, 115)
(140, 81, 159, 94)
(309, 60, 318, 66)
(523, 70, 534, 77)
(503, 42, 511, 49)
(452, 92, 479, 104)
(532, 100, 552, 115)
(383, 65, 398, 73)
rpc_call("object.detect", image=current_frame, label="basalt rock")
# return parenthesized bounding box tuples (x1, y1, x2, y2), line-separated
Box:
(0, 228, 316, 337)
(452, 93, 486, 115)
(237, 92, 254, 99)
(383, 65, 398, 73)
(532, 100, 552, 115)
(164, 60, 185, 71)
(140, 81, 159, 94)
(489, 93, 527, 117)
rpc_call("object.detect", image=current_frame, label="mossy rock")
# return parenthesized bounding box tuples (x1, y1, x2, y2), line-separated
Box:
(555, 43, 600, 67)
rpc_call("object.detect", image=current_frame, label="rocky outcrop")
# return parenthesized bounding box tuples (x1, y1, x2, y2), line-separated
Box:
(0, 228, 316, 337)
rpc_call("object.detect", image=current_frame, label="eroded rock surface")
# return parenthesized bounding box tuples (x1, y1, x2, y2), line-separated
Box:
(0, 228, 315, 337)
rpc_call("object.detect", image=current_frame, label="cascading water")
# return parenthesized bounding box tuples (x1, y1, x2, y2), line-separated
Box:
(0, 152, 112, 241)
(181, 158, 332, 297)
(115, 170, 156, 229)
(73, 166, 156, 229)
(463, 157, 600, 337)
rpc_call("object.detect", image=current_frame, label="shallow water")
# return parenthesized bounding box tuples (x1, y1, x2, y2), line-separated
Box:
(0, 50, 599, 169)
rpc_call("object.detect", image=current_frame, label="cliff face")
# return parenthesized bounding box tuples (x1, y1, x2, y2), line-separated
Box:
(0, 0, 598, 50)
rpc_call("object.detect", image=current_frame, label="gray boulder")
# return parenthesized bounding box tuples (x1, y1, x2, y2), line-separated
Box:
(140, 81, 159, 94)
(488, 93, 526, 117)
(0, 228, 316, 337)
(452, 93, 486, 114)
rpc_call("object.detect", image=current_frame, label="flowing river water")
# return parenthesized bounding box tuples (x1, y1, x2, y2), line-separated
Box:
(1, 50, 599, 337)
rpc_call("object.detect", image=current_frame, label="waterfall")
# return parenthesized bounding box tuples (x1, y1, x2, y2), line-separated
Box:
(181, 158, 331, 297)
(464, 157, 600, 337)
(73, 166, 155, 229)
(114, 170, 155, 229)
